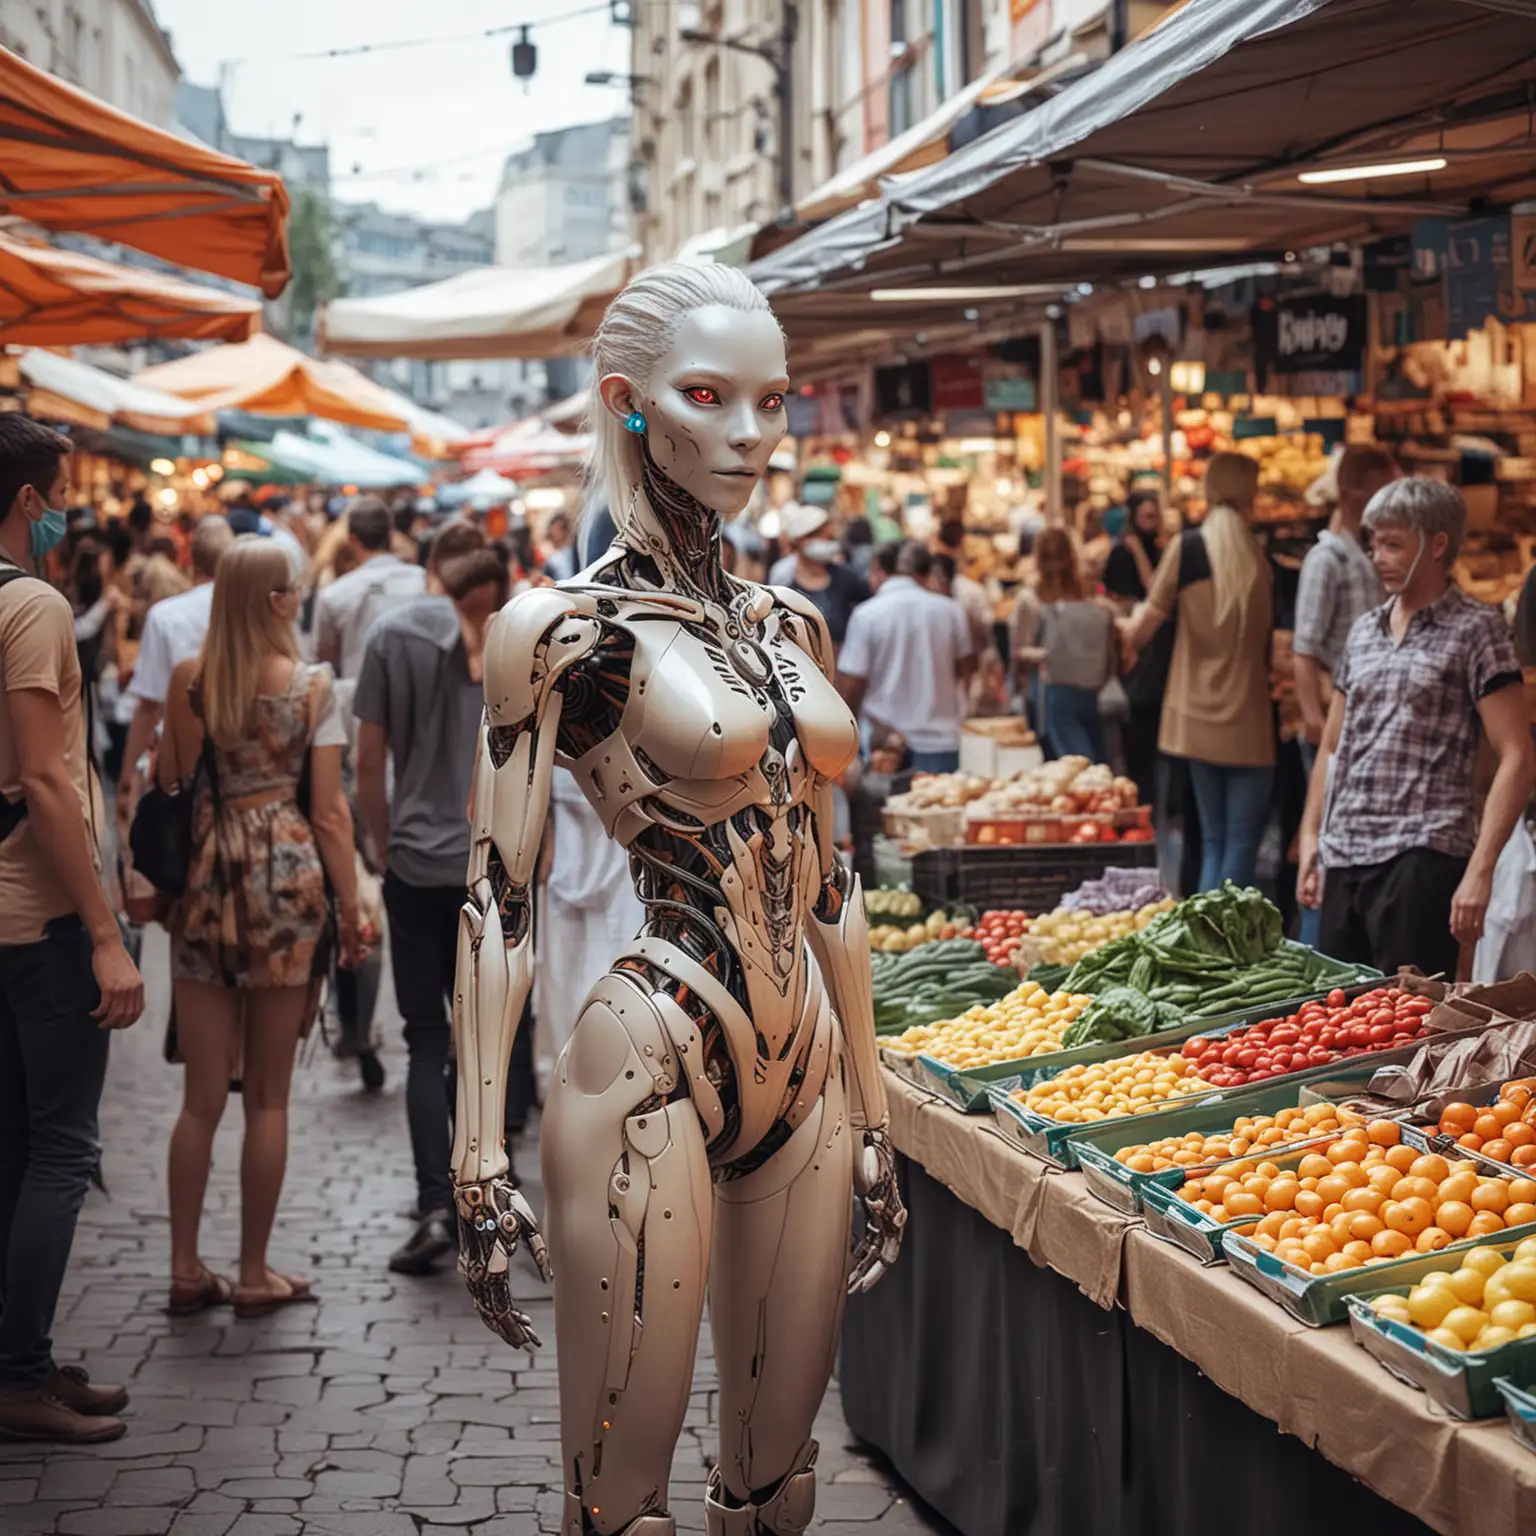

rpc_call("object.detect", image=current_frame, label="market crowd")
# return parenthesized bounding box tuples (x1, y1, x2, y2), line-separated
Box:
(1, 409, 1534, 1447)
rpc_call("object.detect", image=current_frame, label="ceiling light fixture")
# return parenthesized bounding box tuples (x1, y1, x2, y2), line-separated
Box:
(869, 285, 1060, 302)
(1297, 157, 1447, 185)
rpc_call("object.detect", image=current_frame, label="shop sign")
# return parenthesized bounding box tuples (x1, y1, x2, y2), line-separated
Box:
(873, 361, 932, 419)
(1512, 206, 1536, 293)
(985, 375, 1037, 411)
(1010, 0, 1053, 61)
(1271, 295, 1365, 374)
(928, 353, 985, 413)
(1444, 212, 1536, 337)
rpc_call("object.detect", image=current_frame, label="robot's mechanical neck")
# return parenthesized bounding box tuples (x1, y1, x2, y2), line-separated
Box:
(614, 437, 730, 604)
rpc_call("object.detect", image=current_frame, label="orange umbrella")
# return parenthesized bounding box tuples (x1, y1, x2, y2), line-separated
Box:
(0, 46, 290, 298)
(134, 333, 410, 434)
(0, 230, 262, 345)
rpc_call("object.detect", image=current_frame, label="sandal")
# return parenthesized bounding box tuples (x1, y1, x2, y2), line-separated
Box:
(166, 1267, 234, 1317)
(232, 1271, 318, 1321)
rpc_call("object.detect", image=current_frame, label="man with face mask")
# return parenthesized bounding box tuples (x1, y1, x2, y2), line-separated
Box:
(1298, 477, 1535, 977)
(0, 416, 143, 1444)
(767, 503, 869, 645)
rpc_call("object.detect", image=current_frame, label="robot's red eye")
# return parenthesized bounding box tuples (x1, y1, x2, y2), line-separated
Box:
(684, 386, 719, 405)
(760, 393, 785, 412)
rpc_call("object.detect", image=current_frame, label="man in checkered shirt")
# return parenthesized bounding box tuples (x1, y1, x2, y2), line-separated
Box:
(1298, 478, 1534, 978)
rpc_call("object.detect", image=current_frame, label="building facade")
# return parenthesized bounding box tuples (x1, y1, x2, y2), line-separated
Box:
(494, 117, 630, 269)
(0, 0, 179, 126)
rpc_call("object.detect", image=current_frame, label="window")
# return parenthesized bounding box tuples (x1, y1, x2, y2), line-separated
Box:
(889, 0, 913, 138)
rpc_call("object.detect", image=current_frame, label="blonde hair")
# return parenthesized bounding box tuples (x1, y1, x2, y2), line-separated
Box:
(141, 552, 190, 608)
(588, 261, 780, 523)
(1200, 453, 1266, 627)
(195, 536, 298, 749)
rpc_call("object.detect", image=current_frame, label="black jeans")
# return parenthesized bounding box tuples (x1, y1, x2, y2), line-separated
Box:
(1319, 847, 1468, 980)
(0, 916, 108, 1387)
(384, 873, 533, 1217)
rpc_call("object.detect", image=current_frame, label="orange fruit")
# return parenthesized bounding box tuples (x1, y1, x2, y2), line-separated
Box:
(1435, 1200, 1475, 1237)
(1384, 1144, 1419, 1173)
(1393, 1177, 1441, 1205)
(1367, 1120, 1401, 1147)
(1323, 1203, 1346, 1224)
(1302, 1229, 1338, 1262)
(1515, 1146, 1536, 1168)
(1472, 1181, 1511, 1214)
(1341, 1239, 1374, 1264)
(1342, 1187, 1383, 1214)
(1264, 1180, 1300, 1212)
(1438, 1172, 1478, 1205)
(1294, 1190, 1325, 1219)
(1387, 1197, 1433, 1237)
(1416, 1226, 1453, 1252)
(1494, 1101, 1523, 1127)
(1316, 1175, 1352, 1208)
(1410, 1153, 1451, 1184)
(1509, 1179, 1536, 1205)
(1324, 1252, 1360, 1273)
(1372, 1229, 1413, 1258)
(1506, 1203, 1536, 1229)
(1224, 1191, 1263, 1218)
(1278, 1217, 1307, 1241)
(1475, 1113, 1505, 1142)
(1440, 1103, 1479, 1136)
(1330, 1211, 1357, 1243)
(1348, 1212, 1385, 1241)
(1506, 1084, 1536, 1109)
(1297, 1153, 1334, 1181)
(1367, 1165, 1401, 1195)
(1468, 1211, 1507, 1237)
(1505, 1123, 1536, 1149)
(1484, 1139, 1514, 1165)
(1460, 1133, 1486, 1151)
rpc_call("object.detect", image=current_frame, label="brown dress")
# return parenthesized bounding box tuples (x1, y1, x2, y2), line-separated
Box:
(170, 663, 343, 989)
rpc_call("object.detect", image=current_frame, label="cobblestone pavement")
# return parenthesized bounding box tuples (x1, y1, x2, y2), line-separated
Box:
(0, 931, 952, 1536)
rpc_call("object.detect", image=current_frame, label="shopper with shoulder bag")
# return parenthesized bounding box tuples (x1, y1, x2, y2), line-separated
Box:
(157, 537, 363, 1322)
(0, 417, 144, 1446)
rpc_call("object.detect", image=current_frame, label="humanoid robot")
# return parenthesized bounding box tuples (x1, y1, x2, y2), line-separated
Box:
(449, 261, 906, 1536)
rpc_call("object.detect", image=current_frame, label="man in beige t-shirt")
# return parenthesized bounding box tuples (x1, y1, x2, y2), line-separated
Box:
(0, 416, 143, 1447)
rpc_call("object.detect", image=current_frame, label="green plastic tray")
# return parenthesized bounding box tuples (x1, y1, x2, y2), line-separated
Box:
(1345, 1238, 1536, 1419)
(943, 964, 1381, 1111)
(1224, 1219, 1536, 1327)
(987, 1079, 1229, 1164)
(1139, 1123, 1438, 1266)
(1496, 1376, 1536, 1455)
(1068, 1064, 1410, 1214)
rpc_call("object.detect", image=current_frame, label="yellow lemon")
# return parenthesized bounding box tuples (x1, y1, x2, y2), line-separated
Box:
(1405, 1285, 1456, 1330)
(1441, 1305, 1490, 1346)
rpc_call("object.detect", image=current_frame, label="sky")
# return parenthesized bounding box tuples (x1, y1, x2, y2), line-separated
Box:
(152, 0, 634, 224)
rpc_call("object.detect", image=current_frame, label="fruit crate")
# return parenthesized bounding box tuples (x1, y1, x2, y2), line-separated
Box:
(1139, 1123, 1440, 1266)
(910, 840, 1157, 911)
(1070, 1062, 1412, 1214)
(1345, 1248, 1536, 1419)
(983, 1003, 1432, 1166)
(1495, 1376, 1536, 1454)
(1419, 1078, 1536, 1181)
(935, 963, 1382, 1117)
(1224, 1218, 1536, 1327)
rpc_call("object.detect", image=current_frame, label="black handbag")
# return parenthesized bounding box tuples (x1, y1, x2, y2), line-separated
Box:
(129, 734, 220, 897)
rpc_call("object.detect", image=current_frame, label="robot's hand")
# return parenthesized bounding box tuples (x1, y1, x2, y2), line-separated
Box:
(454, 1178, 553, 1353)
(848, 1127, 906, 1295)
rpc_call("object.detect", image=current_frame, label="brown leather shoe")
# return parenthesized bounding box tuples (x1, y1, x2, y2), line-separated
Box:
(50, 1365, 128, 1417)
(0, 1381, 125, 1443)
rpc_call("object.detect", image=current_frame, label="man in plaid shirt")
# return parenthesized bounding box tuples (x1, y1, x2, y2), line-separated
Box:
(1298, 478, 1534, 977)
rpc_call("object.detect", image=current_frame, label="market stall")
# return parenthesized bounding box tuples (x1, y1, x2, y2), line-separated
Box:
(845, 869, 1536, 1535)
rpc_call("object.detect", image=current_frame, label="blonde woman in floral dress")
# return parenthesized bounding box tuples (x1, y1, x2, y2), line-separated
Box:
(156, 536, 364, 1318)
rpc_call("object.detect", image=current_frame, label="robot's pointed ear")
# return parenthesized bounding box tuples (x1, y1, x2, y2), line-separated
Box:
(597, 371, 641, 424)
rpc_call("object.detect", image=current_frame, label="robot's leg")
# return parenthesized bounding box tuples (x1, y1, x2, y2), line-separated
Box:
(542, 974, 714, 1536)
(705, 1063, 854, 1535)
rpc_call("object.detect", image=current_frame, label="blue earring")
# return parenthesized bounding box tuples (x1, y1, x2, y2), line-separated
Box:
(624, 410, 647, 435)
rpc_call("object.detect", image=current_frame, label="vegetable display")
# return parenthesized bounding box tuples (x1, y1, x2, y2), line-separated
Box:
(868, 905, 972, 953)
(1060, 867, 1169, 917)
(1063, 884, 1351, 1015)
(1113, 1103, 1365, 1174)
(881, 983, 1092, 1068)
(1368, 1241, 1536, 1351)
(1177, 986, 1431, 1088)
(1436, 1079, 1536, 1168)
(864, 888, 925, 920)
(1181, 1121, 1536, 1274)
(871, 939, 1020, 1033)
(1061, 986, 1183, 1047)
(1015, 1051, 1218, 1122)
(1023, 899, 1175, 969)
(973, 909, 1032, 967)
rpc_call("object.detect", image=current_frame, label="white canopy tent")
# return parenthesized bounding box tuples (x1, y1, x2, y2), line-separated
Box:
(19, 348, 217, 436)
(318, 250, 633, 362)
(438, 467, 520, 509)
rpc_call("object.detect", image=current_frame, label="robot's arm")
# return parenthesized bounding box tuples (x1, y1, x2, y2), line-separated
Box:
(452, 591, 600, 1348)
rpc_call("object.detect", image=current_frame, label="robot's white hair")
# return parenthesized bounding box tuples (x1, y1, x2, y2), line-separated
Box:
(587, 261, 779, 525)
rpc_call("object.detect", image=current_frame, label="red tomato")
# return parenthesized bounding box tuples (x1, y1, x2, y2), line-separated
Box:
(1368, 1024, 1394, 1045)
(1326, 988, 1346, 1008)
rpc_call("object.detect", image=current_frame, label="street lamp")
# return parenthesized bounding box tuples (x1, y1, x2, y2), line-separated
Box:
(680, 3, 799, 221)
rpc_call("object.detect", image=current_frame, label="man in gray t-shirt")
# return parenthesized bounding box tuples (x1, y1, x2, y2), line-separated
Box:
(353, 536, 509, 1277)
